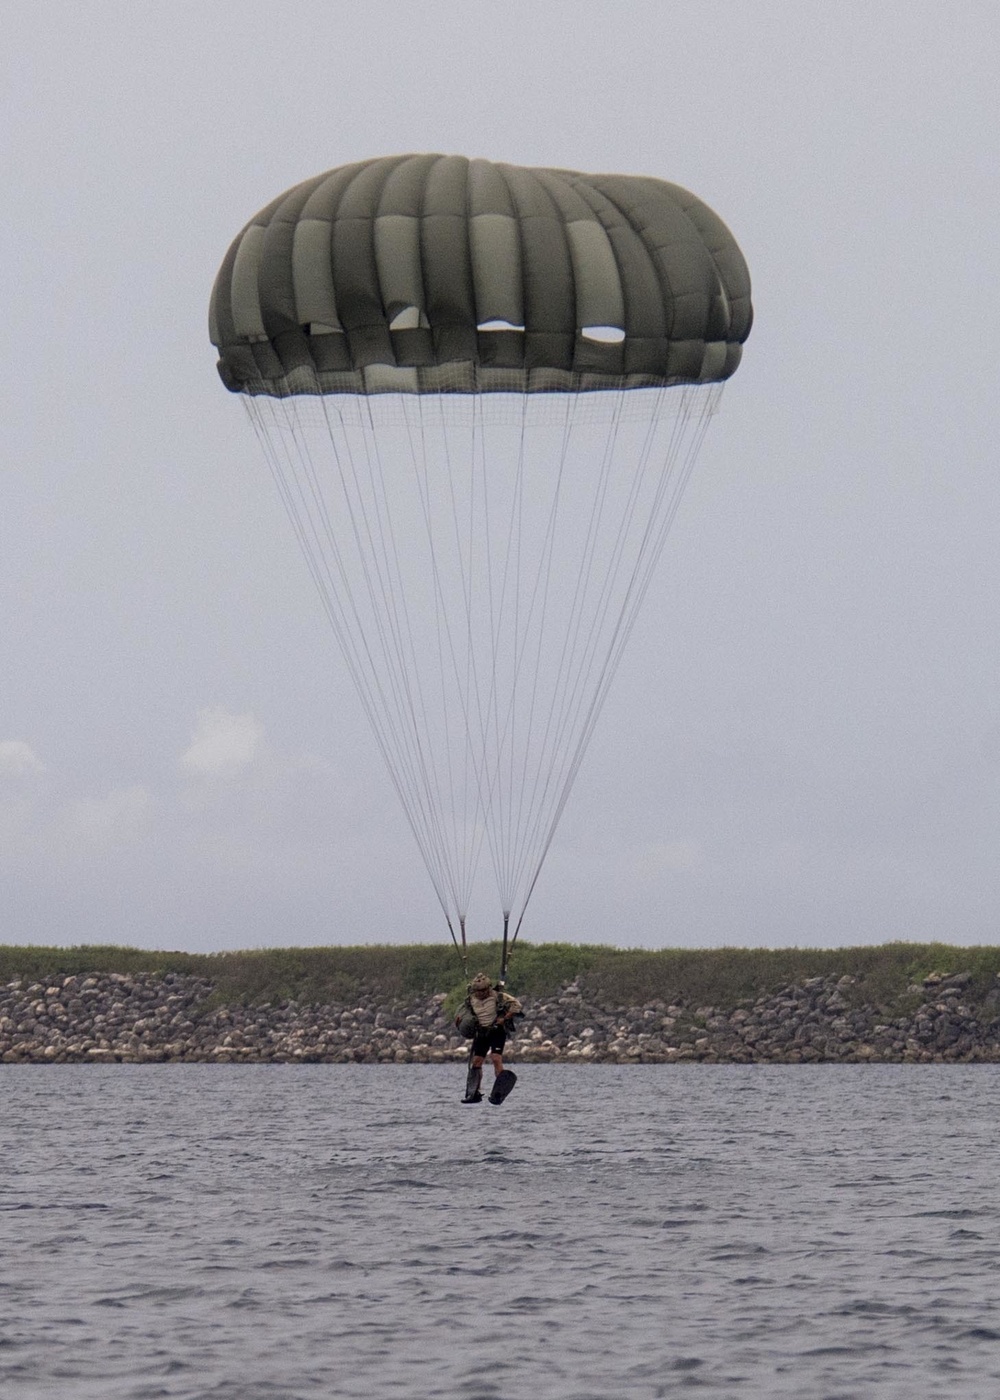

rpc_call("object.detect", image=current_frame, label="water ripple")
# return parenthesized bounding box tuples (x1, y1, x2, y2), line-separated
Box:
(2, 1063, 1000, 1398)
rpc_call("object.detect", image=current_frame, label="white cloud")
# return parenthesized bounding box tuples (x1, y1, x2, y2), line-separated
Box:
(0, 741, 44, 778)
(181, 708, 265, 779)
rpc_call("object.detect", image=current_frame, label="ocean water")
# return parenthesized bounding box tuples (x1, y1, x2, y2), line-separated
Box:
(2, 1065, 1000, 1399)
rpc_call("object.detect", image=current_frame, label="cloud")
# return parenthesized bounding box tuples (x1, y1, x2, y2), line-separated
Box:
(0, 741, 44, 778)
(181, 708, 265, 779)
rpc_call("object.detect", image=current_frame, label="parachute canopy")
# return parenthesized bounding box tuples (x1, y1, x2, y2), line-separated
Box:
(210, 154, 752, 398)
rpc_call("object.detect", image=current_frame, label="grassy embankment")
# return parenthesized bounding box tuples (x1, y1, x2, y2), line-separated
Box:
(1, 942, 998, 1016)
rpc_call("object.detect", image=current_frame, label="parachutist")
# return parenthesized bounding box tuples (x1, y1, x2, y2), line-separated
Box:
(458, 972, 522, 1102)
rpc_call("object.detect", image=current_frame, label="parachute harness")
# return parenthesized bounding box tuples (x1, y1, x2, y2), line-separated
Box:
(245, 383, 721, 958)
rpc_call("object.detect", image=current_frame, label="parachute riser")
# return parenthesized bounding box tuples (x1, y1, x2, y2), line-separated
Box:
(446, 914, 469, 974)
(498, 910, 511, 986)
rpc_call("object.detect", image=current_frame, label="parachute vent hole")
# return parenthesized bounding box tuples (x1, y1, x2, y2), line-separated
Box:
(477, 319, 525, 333)
(581, 326, 626, 344)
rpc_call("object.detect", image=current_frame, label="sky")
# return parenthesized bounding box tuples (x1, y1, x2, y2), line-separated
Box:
(2, 0, 998, 953)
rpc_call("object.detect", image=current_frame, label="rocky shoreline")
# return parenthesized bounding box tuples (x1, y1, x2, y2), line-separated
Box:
(2, 968, 999, 1064)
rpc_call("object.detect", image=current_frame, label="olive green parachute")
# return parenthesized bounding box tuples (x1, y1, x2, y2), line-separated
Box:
(210, 154, 751, 398)
(211, 155, 751, 971)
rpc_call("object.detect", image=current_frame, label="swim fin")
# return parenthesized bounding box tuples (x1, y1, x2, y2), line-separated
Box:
(488, 1070, 517, 1105)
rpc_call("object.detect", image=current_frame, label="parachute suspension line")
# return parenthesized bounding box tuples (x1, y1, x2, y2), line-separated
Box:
(244, 395, 459, 932)
(357, 394, 466, 917)
(495, 392, 565, 907)
(573, 387, 721, 770)
(322, 399, 458, 922)
(505, 388, 628, 908)
(402, 399, 478, 923)
(508, 390, 656, 944)
(246, 400, 427, 893)
(427, 392, 493, 917)
(504, 401, 531, 899)
(246, 380, 721, 953)
(475, 391, 532, 915)
(427, 394, 469, 911)
(494, 392, 578, 914)
(477, 387, 503, 895)
(508, 383, 722, 950)
(514, 389, 693, 924)
(320, 397, 461, 923)
(461, 393, 492, 912)
(510, 383, 660, 904)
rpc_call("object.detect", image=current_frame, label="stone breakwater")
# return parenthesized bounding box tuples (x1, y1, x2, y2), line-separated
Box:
(2, 969, 1000, 1064)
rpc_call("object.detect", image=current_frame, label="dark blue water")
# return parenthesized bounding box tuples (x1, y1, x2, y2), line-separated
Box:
(2, 1065, 999, 1398)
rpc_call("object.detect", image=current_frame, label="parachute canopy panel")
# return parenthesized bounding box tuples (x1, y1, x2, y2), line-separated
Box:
(210, 155, 752, 397)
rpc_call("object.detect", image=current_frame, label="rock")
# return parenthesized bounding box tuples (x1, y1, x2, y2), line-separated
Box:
(1, 966, 998, 1067)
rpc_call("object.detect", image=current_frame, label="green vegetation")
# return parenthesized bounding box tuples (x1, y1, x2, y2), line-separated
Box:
(575, 943, 1000, 1014)
(1, 941, 999, 1013)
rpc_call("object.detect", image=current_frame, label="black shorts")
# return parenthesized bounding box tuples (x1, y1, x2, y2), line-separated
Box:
(471, 1025, 507, 1056)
